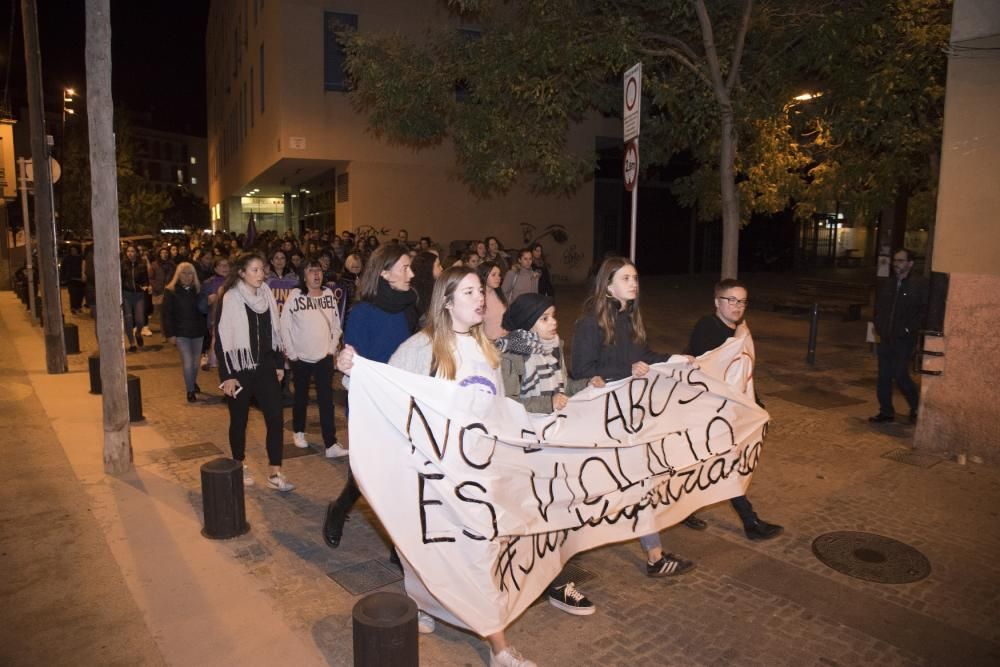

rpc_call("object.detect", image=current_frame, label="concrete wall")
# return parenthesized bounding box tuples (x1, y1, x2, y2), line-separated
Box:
(914, 0, 1000, 461)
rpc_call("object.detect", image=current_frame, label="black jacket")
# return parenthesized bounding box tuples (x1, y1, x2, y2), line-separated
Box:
(161, 285, 208, 339)
(570, 304, 669, 381)
(874, 275, 927, 341)
(121, 259, 149, 293)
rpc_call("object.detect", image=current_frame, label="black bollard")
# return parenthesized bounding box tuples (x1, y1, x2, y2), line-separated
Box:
(200, 458, 250, 539)
(807, 303, 819, 366)
(88, 354, 102, 394)
(64, 323, 80, 354)
(127, 374, 144, 422)
(352, 592, 418, 667)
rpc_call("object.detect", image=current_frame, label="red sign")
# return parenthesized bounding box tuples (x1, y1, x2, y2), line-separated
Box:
(624, 140, 639, 192)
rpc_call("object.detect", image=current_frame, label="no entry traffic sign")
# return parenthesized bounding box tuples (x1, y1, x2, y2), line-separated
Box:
(623, 62, 642, 142)
(624, 140, 638, 192)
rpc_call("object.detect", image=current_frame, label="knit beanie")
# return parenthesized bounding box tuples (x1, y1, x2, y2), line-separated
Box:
(502, 293, 553, 332)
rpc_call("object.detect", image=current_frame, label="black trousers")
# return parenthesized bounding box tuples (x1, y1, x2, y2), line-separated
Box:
(876, 337, 919, 417)
(68, 280, 86, 310)
(226, 366, 284, 466)
(291, 356, 336, 446)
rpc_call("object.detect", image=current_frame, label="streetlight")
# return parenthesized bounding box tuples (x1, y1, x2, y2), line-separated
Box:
(59, 88, 78, 236)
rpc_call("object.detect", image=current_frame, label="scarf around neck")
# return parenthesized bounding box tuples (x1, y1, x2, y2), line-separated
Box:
(218, 280, 282, 374)
(373, 277, 418, 331)
(496, 329, 564, 398)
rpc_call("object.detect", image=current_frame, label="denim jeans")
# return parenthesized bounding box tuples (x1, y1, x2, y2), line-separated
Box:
(176, 336, 204, 392)
(122, 291, 147, 345)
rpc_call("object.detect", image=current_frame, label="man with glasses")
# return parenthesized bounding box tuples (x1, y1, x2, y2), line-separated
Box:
(680, 279, 784, 541)
(870, 248, 927, 425)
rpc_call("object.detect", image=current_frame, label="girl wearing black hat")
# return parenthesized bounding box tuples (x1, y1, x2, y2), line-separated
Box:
(494, 294, 596, 619)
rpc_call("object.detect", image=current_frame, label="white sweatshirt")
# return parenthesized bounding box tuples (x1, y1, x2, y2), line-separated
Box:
(279, 287, 341, 363)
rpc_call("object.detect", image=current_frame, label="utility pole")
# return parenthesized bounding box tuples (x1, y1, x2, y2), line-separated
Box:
(20, 0, 67, 372)
(86, 0, 132, 473)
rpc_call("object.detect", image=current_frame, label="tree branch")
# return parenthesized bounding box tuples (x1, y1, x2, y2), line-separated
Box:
(640, 32, 701, 65)
(693, 0, 729, 106)
(726, 0, 753, 93)
(636, 46, 713, 91)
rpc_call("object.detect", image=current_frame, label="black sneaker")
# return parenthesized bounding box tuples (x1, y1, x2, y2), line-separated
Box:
(868, 413, 894, 423)
(744, 520, 784, 541)
(646, 553, 696, 578)
(547, 582, 595, 616)
(682, 515, 708, 530)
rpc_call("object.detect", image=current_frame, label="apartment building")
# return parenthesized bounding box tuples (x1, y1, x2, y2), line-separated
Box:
(206, 0, 616, 281)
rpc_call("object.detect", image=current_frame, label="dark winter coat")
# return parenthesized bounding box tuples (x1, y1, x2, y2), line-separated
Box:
(161, 285, 209, 339)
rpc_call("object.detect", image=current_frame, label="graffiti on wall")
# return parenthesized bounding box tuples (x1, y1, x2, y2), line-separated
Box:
(520, 223, 582, 280)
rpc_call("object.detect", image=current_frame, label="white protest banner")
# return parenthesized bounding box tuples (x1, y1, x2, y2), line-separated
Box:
(347, 327, 768, 637)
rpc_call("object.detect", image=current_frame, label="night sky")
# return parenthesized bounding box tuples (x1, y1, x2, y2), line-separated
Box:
(1, 0, 209, 135)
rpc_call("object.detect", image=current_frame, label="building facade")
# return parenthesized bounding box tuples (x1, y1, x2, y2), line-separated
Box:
(131, 124, 208, 202)
(206, 0, 616, 282)
(913, 0, 1000, 461)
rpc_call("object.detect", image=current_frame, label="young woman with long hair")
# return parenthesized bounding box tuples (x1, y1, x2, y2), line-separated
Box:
(215, 252, 294, 492)
(570, 256, 696, 579)
(161, 262, 208, 403)
(323, 244, 417, 549)
(337, 266, 534, 667)
(477, 260, 508, 340)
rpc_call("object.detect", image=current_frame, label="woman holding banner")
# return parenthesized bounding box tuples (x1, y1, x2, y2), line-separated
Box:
(323, 244, 417, 549)
(570, 256, 697, 579)
(337, 266, 535, 667)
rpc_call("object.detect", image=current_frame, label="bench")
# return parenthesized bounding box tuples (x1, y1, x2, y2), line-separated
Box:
(772, 279, 874, 321)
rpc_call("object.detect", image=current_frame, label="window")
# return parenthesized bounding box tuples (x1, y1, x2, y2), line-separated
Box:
(259, 44, 265, 113)
(190, 155, 196, 165)
(324, 12, 357, 92)
(191, 176, 198, 185)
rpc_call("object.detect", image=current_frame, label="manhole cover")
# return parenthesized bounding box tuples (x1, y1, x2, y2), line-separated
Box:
(328, 560, 402, 595)
(173, 442, 223, 461)
(882, 448, 941, 468)
(812, 531, 931, 584)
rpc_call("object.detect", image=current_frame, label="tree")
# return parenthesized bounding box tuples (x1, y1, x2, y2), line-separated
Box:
(59, 108, 171, 237)
(162, 186, 210, 231)
(793, 0, 951, 252)
(343, 0, 947, 278)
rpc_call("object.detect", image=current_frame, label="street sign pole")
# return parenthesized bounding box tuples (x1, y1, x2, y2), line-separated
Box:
(17, 157, 36, 321)
(623, 63, 641, 263)
(629, 138, 638, 263)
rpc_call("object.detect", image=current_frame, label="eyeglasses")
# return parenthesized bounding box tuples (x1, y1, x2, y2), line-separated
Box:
(718, 296, 749, 306)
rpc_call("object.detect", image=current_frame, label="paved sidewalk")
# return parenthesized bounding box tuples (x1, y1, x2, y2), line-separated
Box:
(1, 279, 998, 666)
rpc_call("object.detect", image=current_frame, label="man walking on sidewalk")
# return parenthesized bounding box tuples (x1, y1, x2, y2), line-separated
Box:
(869, 249, 927, 425)
(681, 279, 783, 541)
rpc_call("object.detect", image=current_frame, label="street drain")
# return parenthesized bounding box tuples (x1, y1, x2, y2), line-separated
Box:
(812, 531, 931, 584)
(327, 560, 402, 595)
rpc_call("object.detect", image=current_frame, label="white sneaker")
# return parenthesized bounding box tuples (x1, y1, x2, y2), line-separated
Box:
(141, 326, 153, 337)
(293, 432, 309, 449)
(325, 443, 349, 459)
(242, 465, 255, 487)
(267, 472, 295, 492)
(416, 611, 436, 634)
(490, 646, 536, 667)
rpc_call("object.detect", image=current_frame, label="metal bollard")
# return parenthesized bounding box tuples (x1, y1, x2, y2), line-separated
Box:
(352, 592, 418, 667)
(807, 303, 819, 366)
(88, 354, 102, 394)
(64, 323, 80, 354)
(200, 458, 250, 539)
(127, 374, 144, 422)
